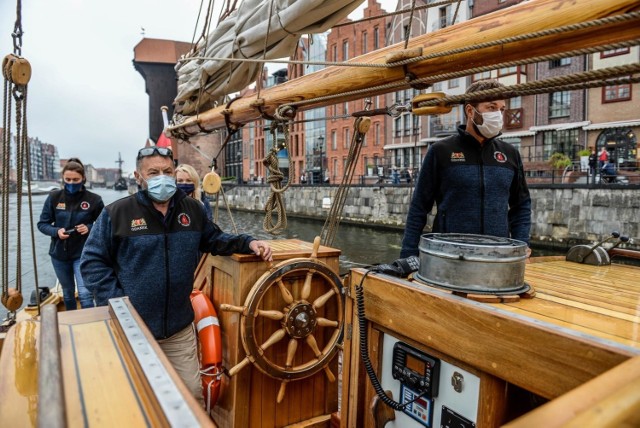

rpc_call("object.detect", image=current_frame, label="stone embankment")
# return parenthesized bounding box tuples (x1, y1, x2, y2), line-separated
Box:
(220, 184, 640, 250)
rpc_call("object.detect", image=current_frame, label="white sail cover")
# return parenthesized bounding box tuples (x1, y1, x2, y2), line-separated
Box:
(174, 0, 364, 115)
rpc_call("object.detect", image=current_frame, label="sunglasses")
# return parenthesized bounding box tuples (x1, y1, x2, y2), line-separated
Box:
(137, 147, 173, 160)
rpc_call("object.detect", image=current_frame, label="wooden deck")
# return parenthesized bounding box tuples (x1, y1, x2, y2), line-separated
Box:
(0, 298, 213, 427)
(343, 256, 640, 426)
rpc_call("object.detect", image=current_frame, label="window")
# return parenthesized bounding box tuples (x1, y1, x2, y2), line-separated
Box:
(331, 130, 337, 150)
(394, 117, 402, 137)
(603, 84, 631, 103)
(601, 47, 630, 58)
(433, 81, 443, 91)
(373, 27, 379, 50)
(362, 32, 368, 54)
(332, 45, 337, 62)
(448, 78, 459, 89)
(375, 123, 380, 146)
(549, 58, 571, 68)
(344, 128, 350, 148)
(543, 129, 579, 160)
(473, 71, 491, 81)
(412, 115, 420, 134)
(549, 91, 571, 118)
(343, 102, 349, 115)
(342, 40, 349, 61)
(509, 96, 522, 109)
(403, 114, 411, 136)
(498, 66, 517, 76)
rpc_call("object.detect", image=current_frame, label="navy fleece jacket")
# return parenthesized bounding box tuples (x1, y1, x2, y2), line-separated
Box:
(80, 190, 256, 339)
(400, 125, 531, 257)
(37, 188, 105, 261)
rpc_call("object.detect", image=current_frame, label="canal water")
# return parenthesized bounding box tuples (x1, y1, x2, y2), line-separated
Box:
(1, 188, 406, 319)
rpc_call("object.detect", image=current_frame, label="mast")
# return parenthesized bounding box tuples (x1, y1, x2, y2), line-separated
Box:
(169, 0, 640, 136)
(115, 152, 124, 179)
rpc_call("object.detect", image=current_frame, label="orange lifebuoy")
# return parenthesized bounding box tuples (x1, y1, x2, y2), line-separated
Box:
(190, 290, 223, 411)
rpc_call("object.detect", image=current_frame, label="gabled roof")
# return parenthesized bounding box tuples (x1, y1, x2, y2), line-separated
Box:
(133, 38, 193, 64)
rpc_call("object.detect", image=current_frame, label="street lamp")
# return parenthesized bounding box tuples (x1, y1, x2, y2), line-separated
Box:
(316, 135, 325, 184)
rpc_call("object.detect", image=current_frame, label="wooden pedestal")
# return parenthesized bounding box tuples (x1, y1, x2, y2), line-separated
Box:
(198, 239, 342, 428)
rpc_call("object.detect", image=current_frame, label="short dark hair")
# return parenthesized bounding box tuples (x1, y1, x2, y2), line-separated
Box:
(465, 79, 506, 107)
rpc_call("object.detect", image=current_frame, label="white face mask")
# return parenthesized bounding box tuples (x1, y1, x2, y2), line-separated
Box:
(472, 108, 504, 139)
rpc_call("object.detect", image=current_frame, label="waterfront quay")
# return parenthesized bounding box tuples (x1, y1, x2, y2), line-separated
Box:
(220, 182, 640, 251)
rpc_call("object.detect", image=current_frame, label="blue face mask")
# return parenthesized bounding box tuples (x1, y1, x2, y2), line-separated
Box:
(64, 182, 83, 194)
(144, 175, 176, 202)
(177, 183, 195, 195)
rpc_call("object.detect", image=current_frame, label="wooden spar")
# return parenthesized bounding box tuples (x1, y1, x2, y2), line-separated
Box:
(169, 0, 640, 135)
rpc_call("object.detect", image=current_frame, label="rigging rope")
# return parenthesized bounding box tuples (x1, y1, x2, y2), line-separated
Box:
(262, 120, 294, 235)
(2, 0, 36, 320)
(321, 117, 370, 247)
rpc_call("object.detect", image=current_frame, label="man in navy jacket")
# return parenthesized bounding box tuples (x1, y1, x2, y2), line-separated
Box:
(400, 80, 531, 258)
(81, 146, 272, 404)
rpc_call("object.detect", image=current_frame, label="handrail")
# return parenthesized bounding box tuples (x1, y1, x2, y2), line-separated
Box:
(37, 304, 67, 428)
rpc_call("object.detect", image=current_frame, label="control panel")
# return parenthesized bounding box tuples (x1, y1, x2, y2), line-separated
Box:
(392, 342, 440, 399)
(380, 335, 480, 428)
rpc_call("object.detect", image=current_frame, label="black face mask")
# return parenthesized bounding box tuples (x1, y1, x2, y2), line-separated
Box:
(177, 183, 195, 195)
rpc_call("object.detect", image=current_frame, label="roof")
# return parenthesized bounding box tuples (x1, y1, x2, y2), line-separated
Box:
(133, 38, 194, 64)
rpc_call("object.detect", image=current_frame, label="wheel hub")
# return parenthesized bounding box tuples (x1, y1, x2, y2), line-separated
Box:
(285, 302, 317, 338)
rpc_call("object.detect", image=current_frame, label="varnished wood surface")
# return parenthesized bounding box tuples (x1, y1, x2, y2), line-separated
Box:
(206, 239, 341, 428)
(0, 304, 213, 427)
(172, 0, 640, 133)
(502, 259, 640, 348)
(505, 355, 640, 427)
(349, 258, 640, 401)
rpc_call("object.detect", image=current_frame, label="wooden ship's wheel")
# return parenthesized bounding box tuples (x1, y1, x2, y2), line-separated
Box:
(221, 237, 344, 402)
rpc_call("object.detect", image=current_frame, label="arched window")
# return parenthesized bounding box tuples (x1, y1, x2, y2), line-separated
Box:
(596, 128, 638, 167)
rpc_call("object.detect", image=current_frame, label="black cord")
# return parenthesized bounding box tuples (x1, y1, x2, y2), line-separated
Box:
(355, 269, 426, 411)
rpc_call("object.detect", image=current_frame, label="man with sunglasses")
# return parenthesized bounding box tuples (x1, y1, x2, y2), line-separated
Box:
(400, 79, 531, 258)
(80, 146, 273, 405)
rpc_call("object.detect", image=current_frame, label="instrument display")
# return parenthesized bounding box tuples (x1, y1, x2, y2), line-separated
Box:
(392, 342, 440, 399)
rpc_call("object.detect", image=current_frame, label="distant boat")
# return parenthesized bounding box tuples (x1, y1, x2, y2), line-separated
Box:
(113, 177, 128, 191)
(22, 181, 59, 195)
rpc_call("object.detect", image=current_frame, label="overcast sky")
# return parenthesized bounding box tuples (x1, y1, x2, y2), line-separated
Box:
(1, 0, 396, 174)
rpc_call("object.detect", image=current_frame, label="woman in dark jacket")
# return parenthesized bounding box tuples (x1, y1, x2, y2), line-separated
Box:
(37, 158, 104, 310)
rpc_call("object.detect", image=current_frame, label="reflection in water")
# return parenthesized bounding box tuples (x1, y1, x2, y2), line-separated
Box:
(13, 320, 39, 426)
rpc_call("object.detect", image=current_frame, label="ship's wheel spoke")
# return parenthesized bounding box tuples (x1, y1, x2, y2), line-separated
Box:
(312, 289, 336, 310)
(256, 309, 284, 321)
(304, 335, 335, 382)
(277, 381, 289, 403)
(259, 328, 286, 352)
(300, 270, 315, 301)
(316, 317, 339, 328)
(285, 338, 298, 369)
(276, 279, 293, 304)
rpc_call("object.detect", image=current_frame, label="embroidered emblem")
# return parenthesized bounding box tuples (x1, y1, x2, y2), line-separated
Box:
(56, 202, 66, 210)
(80, 201, 90, 210)
(130, 218, 148, 232)
(494, 151, 507, 163)
(450, 152, 466, 162)
(178, 213, 191, 227)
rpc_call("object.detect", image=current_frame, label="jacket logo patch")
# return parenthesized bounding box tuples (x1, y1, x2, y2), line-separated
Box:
(130, 218, 148, 231)
(450, 152, 465, 162)
(80, 201, 90, 210)
(494, 151, 507, 163)
(56, 202, 66, 210)
(178, 213, 191, 227)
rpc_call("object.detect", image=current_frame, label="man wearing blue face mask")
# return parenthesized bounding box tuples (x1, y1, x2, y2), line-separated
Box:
(80, 146, 273, 406)
(38, 157, 104, 310)
(400, 79, 531, 258)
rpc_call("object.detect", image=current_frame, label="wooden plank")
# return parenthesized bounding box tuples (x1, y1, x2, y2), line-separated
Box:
(38, 305, 66, 427)
(477, 372, 508, 428)
(350, 269, 637, 400)
(171, 0, 640, 132)
(505, 356, 640, 427)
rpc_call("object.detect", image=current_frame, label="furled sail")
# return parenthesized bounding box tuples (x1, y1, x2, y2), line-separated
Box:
(175, 0, 364, 115)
